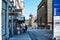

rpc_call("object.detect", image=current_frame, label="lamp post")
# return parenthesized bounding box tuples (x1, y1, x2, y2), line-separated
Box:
(29, 14, 33, 26)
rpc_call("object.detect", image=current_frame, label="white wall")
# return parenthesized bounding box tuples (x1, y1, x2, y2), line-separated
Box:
(47, 0, 52, 30)
(15, 0, 24, 15)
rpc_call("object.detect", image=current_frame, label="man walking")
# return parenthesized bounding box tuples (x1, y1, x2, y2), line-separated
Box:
(25, 25, 27, 32)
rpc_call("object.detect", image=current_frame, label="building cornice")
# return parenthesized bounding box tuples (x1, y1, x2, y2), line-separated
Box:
(38, 0, 47, 10)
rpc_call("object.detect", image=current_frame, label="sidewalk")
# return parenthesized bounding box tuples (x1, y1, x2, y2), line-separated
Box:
(9, 32, 31, 40)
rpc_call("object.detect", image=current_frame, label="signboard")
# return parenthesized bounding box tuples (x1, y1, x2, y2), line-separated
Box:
(15, 9, 22, 12)
(17, 17, 25, 21)
(9, 13, 18, 16)
(54, 0, 60, 16)
(18, 17, 24, 20)
(54, 0, 60, 39)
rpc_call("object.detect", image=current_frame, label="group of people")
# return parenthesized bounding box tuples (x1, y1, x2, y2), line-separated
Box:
(17, 23, 27, 35)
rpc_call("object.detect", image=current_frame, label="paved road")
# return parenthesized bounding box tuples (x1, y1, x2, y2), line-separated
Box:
(28, 29, 53, 40)
(9, 28, 53, 40)
(9, 32, 31, 40)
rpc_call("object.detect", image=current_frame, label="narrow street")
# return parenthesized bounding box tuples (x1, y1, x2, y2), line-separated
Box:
(9, 27, 53, 40)
(2, 0, 53, 40)
(28, 29, 53, 40)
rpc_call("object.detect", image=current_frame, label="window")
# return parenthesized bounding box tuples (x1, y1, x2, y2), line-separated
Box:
(2, 9, 6, 35)
(2, 1, 7, 9)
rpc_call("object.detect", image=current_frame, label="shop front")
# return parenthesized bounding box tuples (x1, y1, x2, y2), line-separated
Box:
(2, 0, 7, 40)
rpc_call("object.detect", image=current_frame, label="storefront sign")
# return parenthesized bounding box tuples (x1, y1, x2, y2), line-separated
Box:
(15, 9, 22, 12)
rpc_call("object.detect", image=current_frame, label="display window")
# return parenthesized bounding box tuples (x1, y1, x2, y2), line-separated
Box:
(2, 1, 7, 35)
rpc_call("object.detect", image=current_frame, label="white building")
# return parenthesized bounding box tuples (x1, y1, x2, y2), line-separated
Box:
(15, 0, 24, 16)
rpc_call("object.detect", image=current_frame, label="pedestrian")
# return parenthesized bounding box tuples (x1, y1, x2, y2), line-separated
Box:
(22, 23, 25, 33)
(9, 24, 12, 37)
(17, 26, 20, 35)
(20, 24, 24, 33)
(20, 24, 22, 34)
(53, 38, 56, 40)
(25, 25, 27, 32)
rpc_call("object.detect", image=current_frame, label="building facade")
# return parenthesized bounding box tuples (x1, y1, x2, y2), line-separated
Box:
(2, 0, 7, 40)
(15, 0, 24, 16)
(37, 0, 52, 30)
(2, 0, 17, 40)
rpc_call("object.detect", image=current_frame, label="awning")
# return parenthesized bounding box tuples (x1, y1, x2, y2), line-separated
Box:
(9, 13, 18, 16)
(17, 16, 25, 21)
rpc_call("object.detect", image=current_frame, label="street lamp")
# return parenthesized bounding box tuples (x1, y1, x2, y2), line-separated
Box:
(29, 14, 33, 21)
(29, 14, 33, 18)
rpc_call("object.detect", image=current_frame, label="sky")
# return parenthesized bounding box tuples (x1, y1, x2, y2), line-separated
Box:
(24, 0, 42, 20)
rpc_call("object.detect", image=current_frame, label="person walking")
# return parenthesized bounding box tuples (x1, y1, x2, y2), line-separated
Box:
(22, 23, 25, 33)
(25, 25, 27, 32)
(9, 24, 12, 37)
(17, 26, 20, 35)
(20, 24, 23, 34)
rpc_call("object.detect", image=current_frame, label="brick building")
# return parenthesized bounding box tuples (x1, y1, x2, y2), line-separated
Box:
(37, 0, 53, 30)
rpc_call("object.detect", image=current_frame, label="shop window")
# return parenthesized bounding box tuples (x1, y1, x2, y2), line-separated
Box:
(2, 1, 7, 9)
(2, 9, 6, 35)
(2, 1, 7, 35)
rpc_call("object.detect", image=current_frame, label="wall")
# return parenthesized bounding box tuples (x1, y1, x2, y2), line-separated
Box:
(47, 0, 52, 30)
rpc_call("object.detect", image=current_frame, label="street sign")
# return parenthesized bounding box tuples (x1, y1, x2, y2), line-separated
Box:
(54, 0, 60, 39)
